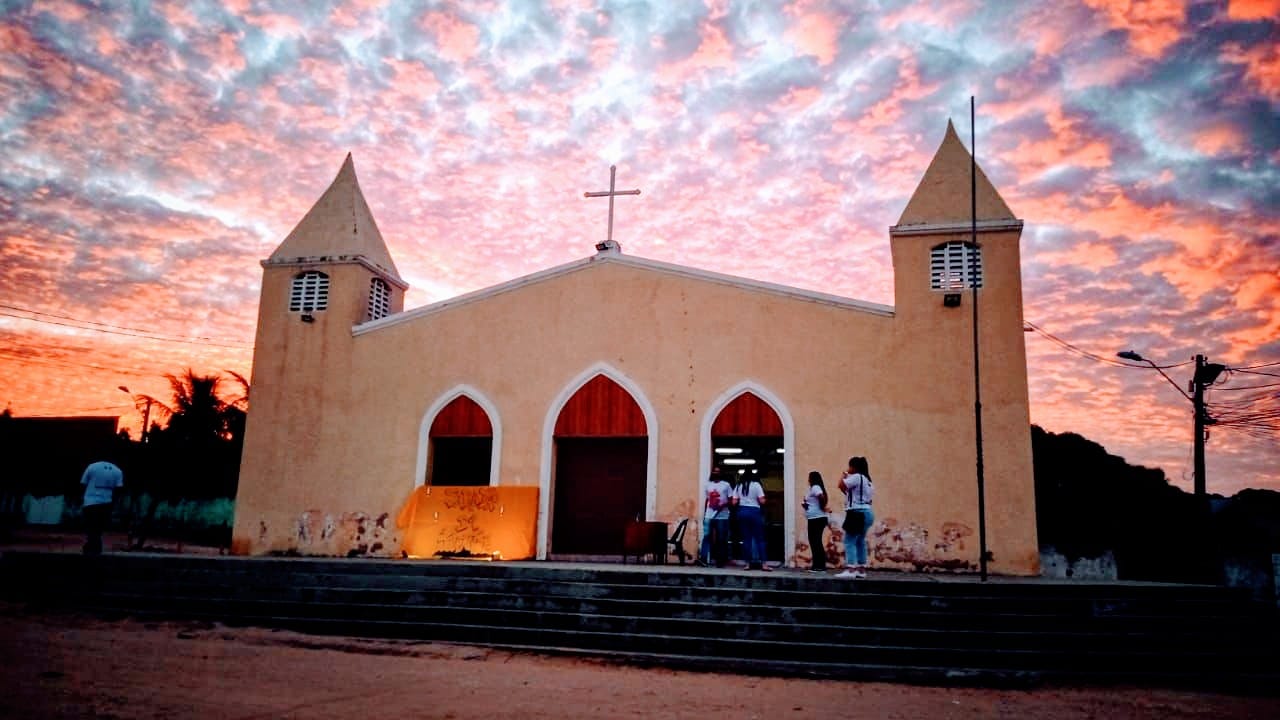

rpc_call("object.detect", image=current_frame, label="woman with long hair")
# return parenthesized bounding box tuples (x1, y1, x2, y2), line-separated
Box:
(732, 472, 771, 571)
(837, 456, 874, 579)
(802, 471, 830, 572)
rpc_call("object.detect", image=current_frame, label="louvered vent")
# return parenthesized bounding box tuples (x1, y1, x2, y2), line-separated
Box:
(930, 241, 983, 290)
(289, 271, 330, 312)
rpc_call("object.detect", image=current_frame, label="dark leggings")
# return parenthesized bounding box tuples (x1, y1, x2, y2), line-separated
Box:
(807, 517, 828, 570)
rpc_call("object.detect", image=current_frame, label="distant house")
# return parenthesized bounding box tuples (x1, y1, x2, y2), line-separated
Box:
(0, 415, 119, 504)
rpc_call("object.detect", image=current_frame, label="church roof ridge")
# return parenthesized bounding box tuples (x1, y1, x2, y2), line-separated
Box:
(354, 253, 894, 336)
(896, 119, 1016, 227)
(268, 154, 403, 281)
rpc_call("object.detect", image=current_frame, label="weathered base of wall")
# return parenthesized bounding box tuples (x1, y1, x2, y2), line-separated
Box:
(1039, 548, 1118, 581)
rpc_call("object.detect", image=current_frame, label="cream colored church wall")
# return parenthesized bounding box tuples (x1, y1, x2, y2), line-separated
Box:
(234, 246, 1038, 574)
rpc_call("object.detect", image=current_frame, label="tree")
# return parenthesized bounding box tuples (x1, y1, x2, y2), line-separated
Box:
(127, 369, 249, 548)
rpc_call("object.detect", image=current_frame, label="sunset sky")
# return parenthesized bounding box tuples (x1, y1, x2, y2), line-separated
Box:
(0, 0, 1276, 495)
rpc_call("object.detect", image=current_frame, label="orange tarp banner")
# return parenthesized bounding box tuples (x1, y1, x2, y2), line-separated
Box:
(396, 485, 539, 560)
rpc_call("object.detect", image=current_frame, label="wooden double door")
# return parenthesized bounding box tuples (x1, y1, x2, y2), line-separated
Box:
(550, 374, 648, 556)
(551, 437, 646, 555)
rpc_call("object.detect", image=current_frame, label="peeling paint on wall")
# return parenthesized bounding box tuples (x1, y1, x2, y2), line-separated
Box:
(871, 517, 976, 572)
(273, 508, 399, 557)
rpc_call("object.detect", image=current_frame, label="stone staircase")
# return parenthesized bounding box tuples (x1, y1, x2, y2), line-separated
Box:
(3, 551, 1276, 690)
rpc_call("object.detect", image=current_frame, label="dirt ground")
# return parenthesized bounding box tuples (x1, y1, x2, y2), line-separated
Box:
(0, 604, 1275, 720)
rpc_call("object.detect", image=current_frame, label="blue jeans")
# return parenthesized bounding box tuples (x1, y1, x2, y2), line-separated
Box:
(843, 508, 874, 566)
(699, 516, 713, 563)
(701, 517, 729, 566)
(737, 506, 766, 566)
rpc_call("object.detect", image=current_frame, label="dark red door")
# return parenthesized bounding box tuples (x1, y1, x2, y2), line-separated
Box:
(552, 437, 647, 554)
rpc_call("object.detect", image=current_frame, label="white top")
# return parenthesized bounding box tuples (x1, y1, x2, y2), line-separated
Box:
(733, 481, 765, 509)
(803, 485, 828, 520)
(81, 461, 123, 508)
(841, 473, 873, 509)
(705, 479, 733, 520)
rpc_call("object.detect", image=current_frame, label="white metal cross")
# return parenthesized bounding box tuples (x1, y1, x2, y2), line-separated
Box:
(584, 165, 641, 245)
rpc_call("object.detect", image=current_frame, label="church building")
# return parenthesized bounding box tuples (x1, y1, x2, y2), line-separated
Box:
(232, 122, 1040, 575)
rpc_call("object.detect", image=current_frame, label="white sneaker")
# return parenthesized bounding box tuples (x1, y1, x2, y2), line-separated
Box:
(835, 570, 856, 578)
(852, 569, 867, 579)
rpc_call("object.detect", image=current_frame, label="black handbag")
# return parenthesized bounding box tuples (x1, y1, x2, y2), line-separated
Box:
(841, 510, 865, 535)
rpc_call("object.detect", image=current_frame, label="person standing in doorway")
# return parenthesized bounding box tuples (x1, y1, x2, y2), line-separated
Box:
(81, 459, 123, 556)
(733, 473, 771, 571)
(703, 467, 733, 567)
(802, 471, 830, 572)
(836, 457, 874, 579)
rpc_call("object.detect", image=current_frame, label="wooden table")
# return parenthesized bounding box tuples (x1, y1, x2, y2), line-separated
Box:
(623, 520, 669, 564)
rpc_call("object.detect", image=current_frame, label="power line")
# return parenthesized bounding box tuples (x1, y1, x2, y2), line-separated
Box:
(1213, 382, 1280, 391)
(0, 349, 152, 377)
(0, 303, 254, 345)
(0, 305, 254, 349)
(1022, 322, 1192, 369)
(21, 403, 134, 417)
(1234, 361, 1280, 370)
(1235, 369, 1280, 379)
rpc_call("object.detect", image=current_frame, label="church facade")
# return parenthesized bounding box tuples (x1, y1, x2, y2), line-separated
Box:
(232, 122, 1041, 575)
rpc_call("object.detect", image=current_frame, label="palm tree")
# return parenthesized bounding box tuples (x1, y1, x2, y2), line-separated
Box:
(128, 369, 249, 549)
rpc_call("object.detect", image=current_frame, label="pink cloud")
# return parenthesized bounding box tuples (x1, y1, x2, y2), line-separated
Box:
(1193, 123, 1247, 155)
(784, 9, 839, 65)
(1083, 0, 1187, 57)
(1222, 41, 1280, 98)
(1227, 0, 1280, 20)
(657, 19, 734, 83)
(420, 11, 481, 64)
(879, 1, 974, 31)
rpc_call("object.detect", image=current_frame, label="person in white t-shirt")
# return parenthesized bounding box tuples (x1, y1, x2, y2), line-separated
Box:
(732, 475, 771, 571)
(702, 468, 733, 567)
(836, 456, 874, 578)
(802, 471, 830, 572)
(81, 459, 124, 556)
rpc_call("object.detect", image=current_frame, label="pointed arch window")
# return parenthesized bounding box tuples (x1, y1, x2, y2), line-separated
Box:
(367, 277, 391, 321)
(930, 241, 983, 291)
(289, 271, 329, 312)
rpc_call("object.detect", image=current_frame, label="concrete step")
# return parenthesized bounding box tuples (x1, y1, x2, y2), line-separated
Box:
(67, 579, 1273, 643)
(4, 551, 1275, 690)
(70, 598, 1274, 677)
(78, 588, 1276, 659)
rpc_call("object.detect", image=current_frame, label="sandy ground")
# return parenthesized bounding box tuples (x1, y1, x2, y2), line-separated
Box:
(1, 604, 1276, 720)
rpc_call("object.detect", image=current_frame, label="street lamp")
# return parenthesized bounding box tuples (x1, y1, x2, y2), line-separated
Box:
(118, 386, 153, 444)
(1116, 351, 1224, 498)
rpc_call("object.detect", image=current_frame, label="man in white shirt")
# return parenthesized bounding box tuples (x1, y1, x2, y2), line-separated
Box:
(81, 460, 124, 555)
(702, 467, 733, 568)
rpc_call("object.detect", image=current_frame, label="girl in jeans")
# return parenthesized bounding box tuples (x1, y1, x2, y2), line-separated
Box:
(836, 456, 874, 579)
(732, 476, 771, 571)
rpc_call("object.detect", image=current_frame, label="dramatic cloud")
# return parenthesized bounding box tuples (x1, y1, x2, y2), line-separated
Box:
(1, 0, 1276, 494)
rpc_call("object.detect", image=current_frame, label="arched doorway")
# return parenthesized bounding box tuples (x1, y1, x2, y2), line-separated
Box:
(705, 388, 790, 563)
(548, 373, 649, 557)
(416, 387, 501, 488)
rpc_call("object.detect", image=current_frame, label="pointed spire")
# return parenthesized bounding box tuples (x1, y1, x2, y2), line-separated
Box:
(268, 154, 402, 279)
(896, 119, 1015, 227)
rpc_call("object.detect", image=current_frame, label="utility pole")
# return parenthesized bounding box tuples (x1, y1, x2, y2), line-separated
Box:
(1192, 354, 1207, 499)
(970, 96, 989, 582)
(1116, 352, 1223, 499)
(140, 397, 153, 445)
(119, 386, 154, 444)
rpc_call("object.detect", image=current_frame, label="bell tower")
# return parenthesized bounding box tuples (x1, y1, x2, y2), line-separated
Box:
(887, 120, 1038, 573)
(233, 154, 408, 554)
